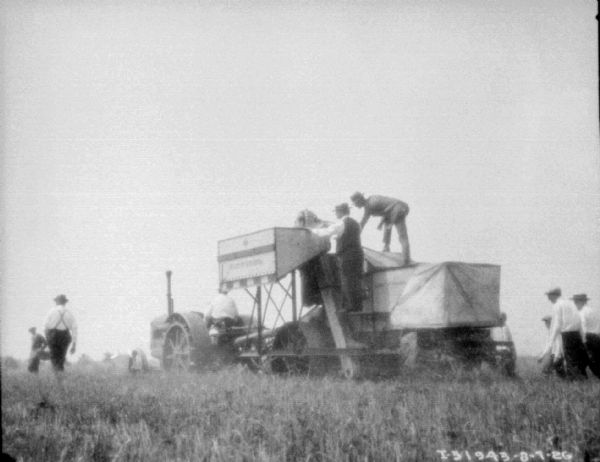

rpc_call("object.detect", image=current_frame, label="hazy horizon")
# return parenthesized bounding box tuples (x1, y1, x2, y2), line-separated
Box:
(1, 0, 598, 361)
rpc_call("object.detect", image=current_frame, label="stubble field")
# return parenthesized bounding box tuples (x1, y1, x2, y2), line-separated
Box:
(2, 359, 599, 462)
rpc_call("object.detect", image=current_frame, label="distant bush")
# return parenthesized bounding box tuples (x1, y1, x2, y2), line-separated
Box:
(1, 356, 21, 370)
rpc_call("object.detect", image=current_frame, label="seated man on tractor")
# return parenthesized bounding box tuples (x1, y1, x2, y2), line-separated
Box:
(206, 290, 244, 345)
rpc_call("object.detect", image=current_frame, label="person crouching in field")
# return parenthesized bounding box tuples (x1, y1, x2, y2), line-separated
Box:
(539, 315, 565, 378)
(44, 294, 77, 391)
(27, 327, 50, 374)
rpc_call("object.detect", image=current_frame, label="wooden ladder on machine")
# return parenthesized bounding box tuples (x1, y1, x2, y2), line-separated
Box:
(319, 287, 362, 379)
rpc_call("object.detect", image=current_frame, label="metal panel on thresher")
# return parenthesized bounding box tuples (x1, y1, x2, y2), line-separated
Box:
(217, 227, 330, 292)
(218, 228, 277, 291)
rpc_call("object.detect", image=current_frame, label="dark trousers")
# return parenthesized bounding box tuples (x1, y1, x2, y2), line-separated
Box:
(382, 203, 410, 260)
(338, 251, 363, 312)
(46, 329, 71, 371)
(585, 333, 600, 379)
(561, 331, 588, 379)
(28, 354, 41, 373)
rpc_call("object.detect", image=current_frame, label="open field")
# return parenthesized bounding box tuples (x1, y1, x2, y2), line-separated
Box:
(2, 359, 599, 462)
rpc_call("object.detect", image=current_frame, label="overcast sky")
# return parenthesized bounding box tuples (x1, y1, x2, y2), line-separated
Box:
(1, 0, 598, 360)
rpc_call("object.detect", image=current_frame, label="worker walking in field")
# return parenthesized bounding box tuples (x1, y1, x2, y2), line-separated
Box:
(540, 288, 587, 380)
(539, 315, 565, 378)
(312, 203, 364, 313)
(44, 294, 77, 391)
(350, 192, 411, 261)
(572, 293, 600, 379)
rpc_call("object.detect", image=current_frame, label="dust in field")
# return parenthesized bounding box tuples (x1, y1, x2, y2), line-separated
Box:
(2, 364, 599, 462)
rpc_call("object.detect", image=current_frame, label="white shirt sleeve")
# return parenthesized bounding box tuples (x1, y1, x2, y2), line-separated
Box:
(44, 308, 57, 331)
(580, 307, 589, 338)
(67, 310, 78, 344)
(542, 304, 561, 357)
(311, 219, 345, 239)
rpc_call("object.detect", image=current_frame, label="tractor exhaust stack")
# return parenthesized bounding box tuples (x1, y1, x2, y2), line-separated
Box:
(166, 270, 174, 316)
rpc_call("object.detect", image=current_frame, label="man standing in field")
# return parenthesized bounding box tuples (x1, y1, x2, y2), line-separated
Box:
(573, 293, 600, 379)
(540, 287, 587, 380)
(539, 315, 565, 378)
(350, 192, 411, 261)
(44, 294, 77, 389)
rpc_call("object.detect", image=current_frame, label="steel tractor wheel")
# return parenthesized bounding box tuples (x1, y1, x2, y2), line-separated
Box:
(163, 322, 193, 371)
(269, 323, 309, 375)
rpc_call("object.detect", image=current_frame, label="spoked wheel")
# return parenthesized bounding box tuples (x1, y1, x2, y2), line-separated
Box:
(163, 322, 192, 371)
(270, 324, 309, 375)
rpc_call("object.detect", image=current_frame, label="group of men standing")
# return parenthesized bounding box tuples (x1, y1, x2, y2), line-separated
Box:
(311, 192, 410, 313)
(540, 287, 600, 380)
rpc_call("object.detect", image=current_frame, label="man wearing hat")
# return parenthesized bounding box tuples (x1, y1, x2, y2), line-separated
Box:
(539, 315, 565, 377)
(573, 293, 600, 379)
(540, 287, 587, 379)
(312, 203, 364, 313)
(44, 294, 78, 382)
(350, 192, 410, 261)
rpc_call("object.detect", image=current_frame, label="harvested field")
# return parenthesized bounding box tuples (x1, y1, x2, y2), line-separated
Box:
(2, 359, 599, 461)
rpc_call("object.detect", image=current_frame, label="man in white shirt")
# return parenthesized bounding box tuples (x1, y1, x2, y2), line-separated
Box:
(205, 291, 241, 329)
(44, 294, 77, 381)
(573, 293, 600, 379)
(205, 290, 243, 345)
(540, 287, 587, 379)
(539, 315, 565, 378)
(312, 203, 364, 313)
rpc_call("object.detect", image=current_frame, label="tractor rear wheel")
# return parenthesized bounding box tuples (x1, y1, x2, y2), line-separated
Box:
(163, 322, 192, 371)
(270, 323, 309, 375)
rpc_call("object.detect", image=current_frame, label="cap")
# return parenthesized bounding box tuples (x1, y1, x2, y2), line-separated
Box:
(545, 287, 561, 297)
(28, 327, 36, 334)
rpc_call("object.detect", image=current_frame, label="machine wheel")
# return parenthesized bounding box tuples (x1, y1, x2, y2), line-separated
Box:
(163, 322, 192, 371)
(270, 323, 309, 375)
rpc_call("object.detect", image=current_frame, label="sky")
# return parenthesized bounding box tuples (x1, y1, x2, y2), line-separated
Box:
(1, 0, 598, 361)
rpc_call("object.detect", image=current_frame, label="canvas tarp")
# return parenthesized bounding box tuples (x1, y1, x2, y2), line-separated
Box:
(363, 248, 407, 273)
(389, 262, 501, 329)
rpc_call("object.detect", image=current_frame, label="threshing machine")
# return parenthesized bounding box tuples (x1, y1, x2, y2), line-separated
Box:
(150, 227, 515, 378)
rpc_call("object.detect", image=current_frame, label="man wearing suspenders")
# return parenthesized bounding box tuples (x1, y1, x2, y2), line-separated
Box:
(44, 294, 77, 384)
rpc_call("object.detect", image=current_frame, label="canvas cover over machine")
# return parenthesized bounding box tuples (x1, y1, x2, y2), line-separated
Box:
(388, 262, 501, 329)
(362, 249, 501, 328)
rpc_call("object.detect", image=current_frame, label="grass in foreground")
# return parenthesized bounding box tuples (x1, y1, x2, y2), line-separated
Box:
(2, 361, 599, 462)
